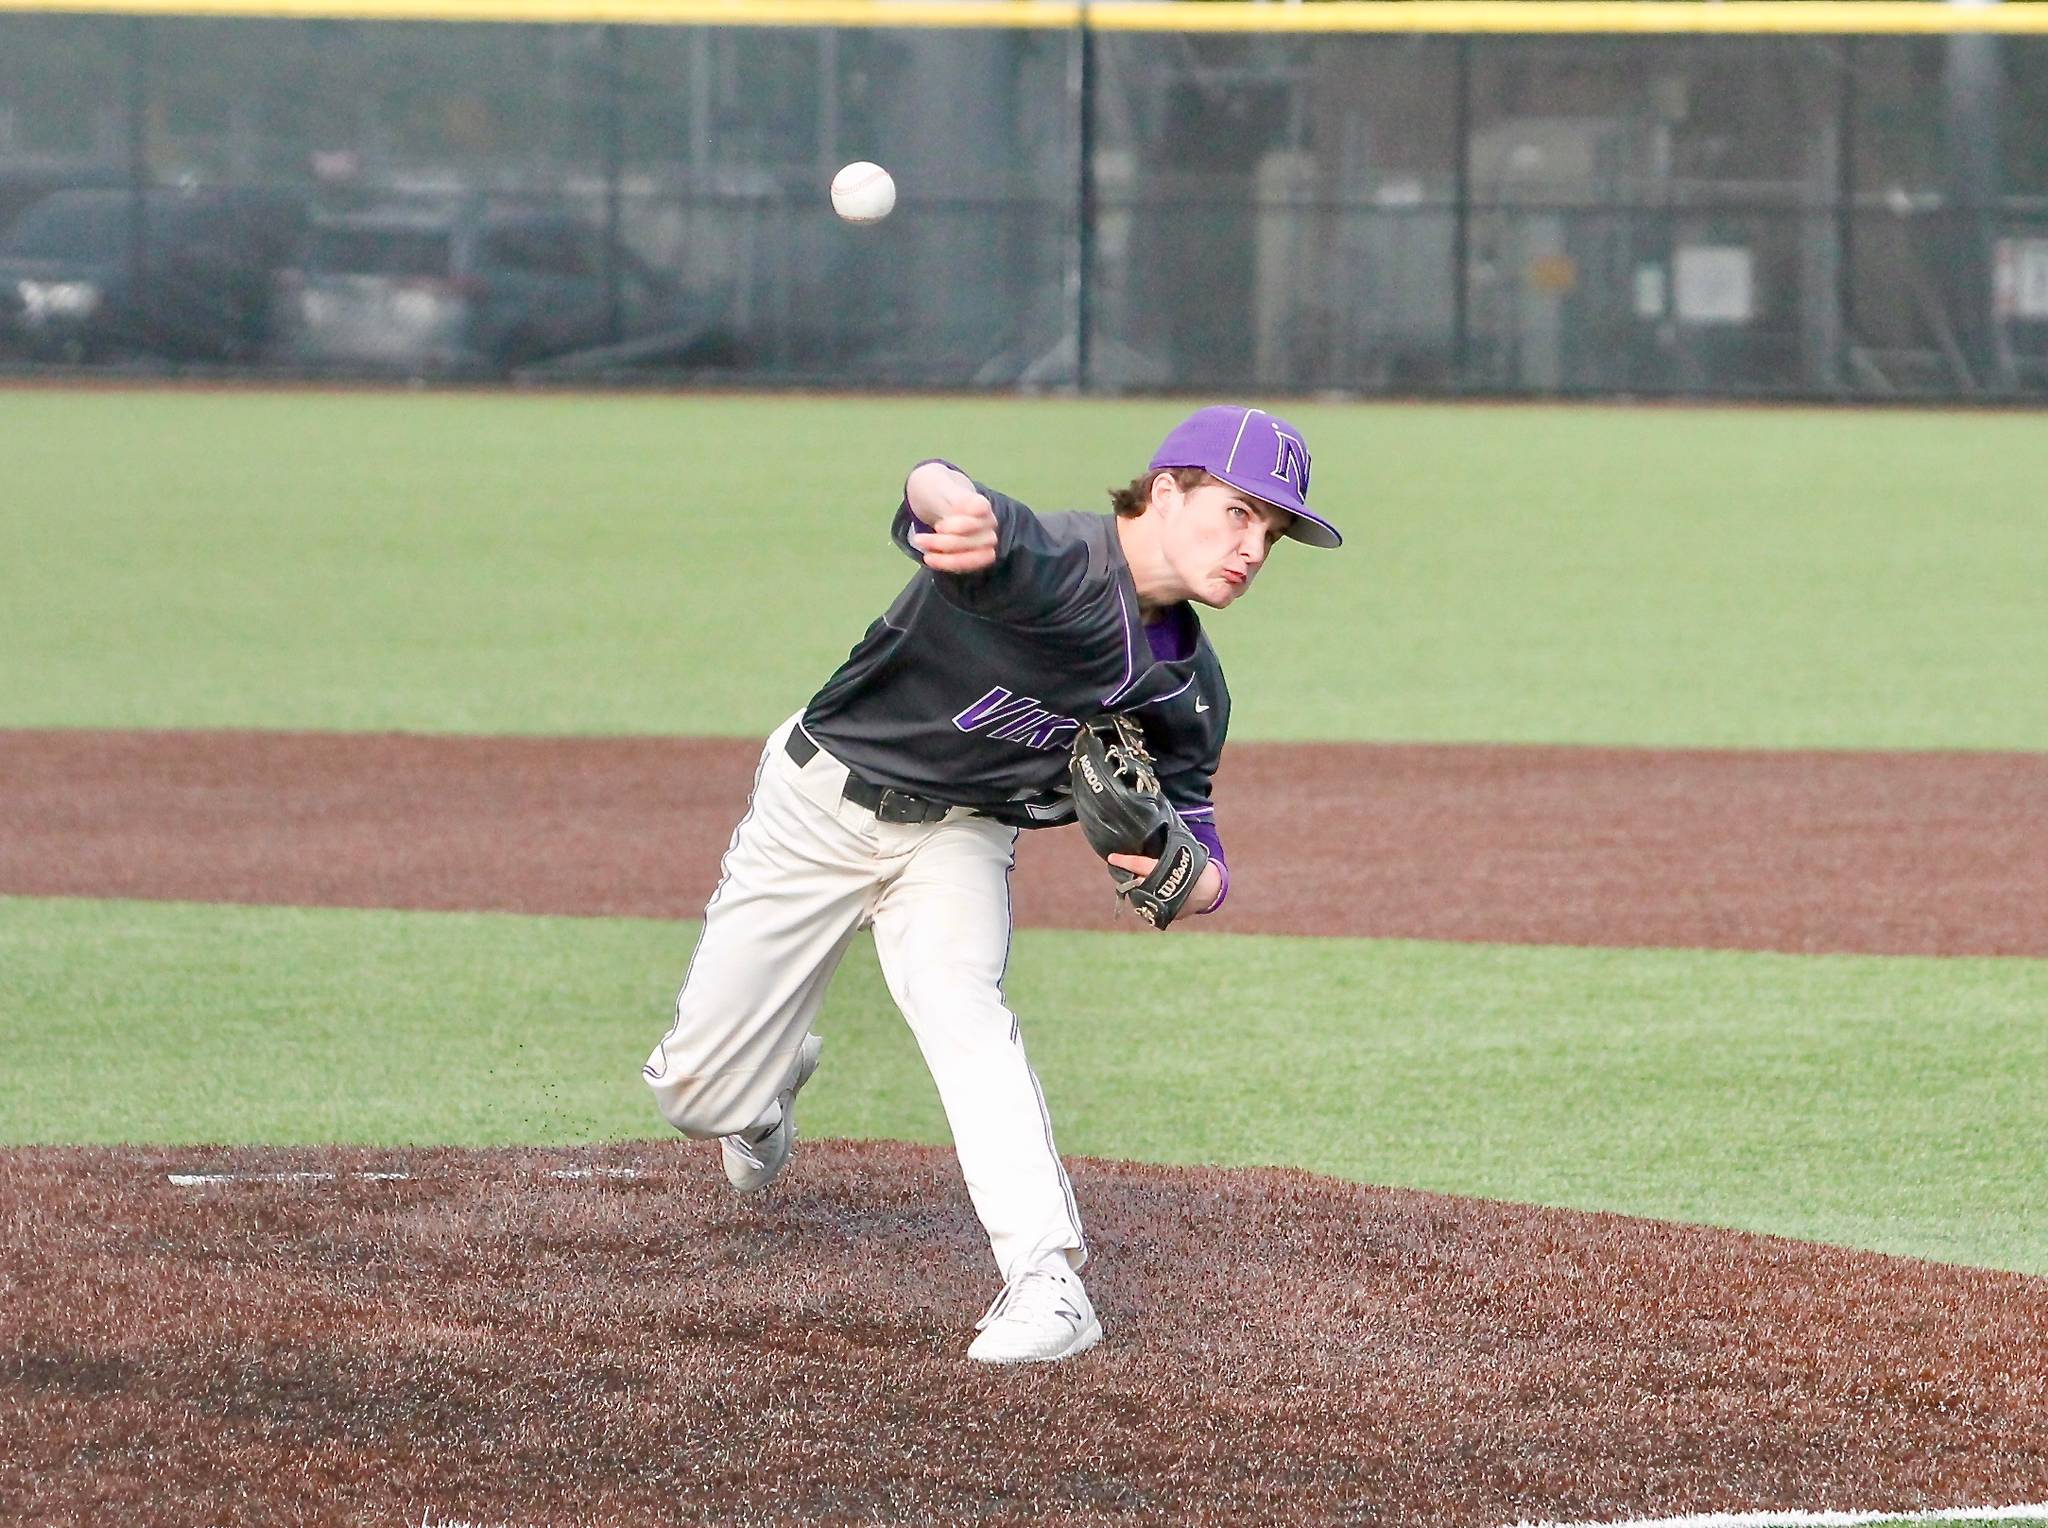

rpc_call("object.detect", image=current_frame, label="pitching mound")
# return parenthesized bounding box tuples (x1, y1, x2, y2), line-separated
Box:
(4, 1141, 2044, 1526)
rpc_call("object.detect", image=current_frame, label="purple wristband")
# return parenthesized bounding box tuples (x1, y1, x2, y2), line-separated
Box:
(1186, 818, 1228, 914)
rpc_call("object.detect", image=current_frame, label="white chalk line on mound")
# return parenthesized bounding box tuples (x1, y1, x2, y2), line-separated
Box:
(1505, 1503, 2048, 1528)
(165, 1167, 643, 1186)
(167, 1170, 410, 1186)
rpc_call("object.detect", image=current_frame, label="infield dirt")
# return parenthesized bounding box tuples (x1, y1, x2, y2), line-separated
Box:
(5, 728, 2044, 955)
(5, 1142, 2046, 1527)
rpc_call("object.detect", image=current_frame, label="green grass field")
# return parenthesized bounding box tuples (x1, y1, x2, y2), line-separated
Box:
(2, 389, 2043, 1301)
(2, 390, 2045, 747)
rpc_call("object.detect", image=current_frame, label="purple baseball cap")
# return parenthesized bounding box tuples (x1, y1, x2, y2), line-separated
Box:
(1148, 404, 1341, 549)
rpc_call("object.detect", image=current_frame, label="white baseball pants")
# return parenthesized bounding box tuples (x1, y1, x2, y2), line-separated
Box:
(643, 715, 1086, 1281)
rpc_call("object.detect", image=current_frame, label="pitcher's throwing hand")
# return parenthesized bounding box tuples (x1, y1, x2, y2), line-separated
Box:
(905, 460, 998, 573)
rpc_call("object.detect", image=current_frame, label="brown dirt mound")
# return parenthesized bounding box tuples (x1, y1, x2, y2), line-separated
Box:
(5, 729, 2045, 955)
(4, 1143, 2044, 1527)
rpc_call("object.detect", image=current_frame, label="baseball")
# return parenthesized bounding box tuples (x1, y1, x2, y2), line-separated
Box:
(831, 161, 896, 224)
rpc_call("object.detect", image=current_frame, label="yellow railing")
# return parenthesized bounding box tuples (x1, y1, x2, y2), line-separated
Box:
(6, 0, 2048, 34)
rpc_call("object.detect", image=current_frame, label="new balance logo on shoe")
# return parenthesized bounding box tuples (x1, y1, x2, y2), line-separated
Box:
(967, 1262, 1103, 1365)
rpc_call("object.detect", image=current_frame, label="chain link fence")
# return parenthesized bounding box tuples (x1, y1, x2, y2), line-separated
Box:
(3, 11, 2046, 397)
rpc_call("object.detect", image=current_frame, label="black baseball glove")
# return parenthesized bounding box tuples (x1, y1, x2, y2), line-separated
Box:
(1067, 714, 1211, 930)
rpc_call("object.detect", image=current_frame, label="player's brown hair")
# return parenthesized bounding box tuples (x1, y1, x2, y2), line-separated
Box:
(1109, 468, 1294, 526)
(1108, 466, 1210, 518)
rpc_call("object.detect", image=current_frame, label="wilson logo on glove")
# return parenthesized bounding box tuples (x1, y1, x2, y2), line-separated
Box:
(1155, 845, 1195, 900)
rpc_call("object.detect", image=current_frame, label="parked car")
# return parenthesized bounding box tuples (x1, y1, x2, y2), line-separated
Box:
(276, 205, 697, 373)
(0, 164, 129, 241)
(0, 186, 307, 363)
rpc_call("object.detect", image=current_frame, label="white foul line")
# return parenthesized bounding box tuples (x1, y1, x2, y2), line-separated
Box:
(1504, 1503, 2048, 1528)
(167, 1167, 641, 1186)
(167, 1170, 411, 1186)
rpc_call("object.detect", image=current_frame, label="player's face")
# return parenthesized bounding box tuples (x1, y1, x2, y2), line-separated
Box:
(1160, 478, 1291, 608)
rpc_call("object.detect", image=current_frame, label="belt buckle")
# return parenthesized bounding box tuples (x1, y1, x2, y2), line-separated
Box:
(875, 788, 929, 824)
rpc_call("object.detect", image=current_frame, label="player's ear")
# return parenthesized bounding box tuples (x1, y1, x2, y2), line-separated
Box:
(1146, 470, 1179, 516)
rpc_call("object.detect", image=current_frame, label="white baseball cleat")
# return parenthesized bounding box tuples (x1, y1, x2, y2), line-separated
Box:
(966, 1258, 1102, 1365)
(719, 1033, 823, 1193)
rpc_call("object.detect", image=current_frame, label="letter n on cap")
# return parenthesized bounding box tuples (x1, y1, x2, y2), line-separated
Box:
(1273, 429, 1310, 499)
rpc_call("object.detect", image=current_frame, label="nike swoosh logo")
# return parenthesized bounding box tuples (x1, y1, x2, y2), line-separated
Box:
(1194, 697, 1210, 713)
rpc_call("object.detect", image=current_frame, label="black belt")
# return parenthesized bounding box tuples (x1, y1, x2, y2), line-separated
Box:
(785, 727, 954, 825)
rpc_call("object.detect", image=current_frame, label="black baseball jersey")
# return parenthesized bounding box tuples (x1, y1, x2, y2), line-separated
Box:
(801, 472, 1229, 831)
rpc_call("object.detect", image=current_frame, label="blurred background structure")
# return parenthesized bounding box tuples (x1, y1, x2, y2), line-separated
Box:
(2, 1, 2047, 398)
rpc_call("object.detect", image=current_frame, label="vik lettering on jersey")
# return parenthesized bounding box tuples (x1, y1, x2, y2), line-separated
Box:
(801, 479, 1229, 829)
(953, 686, 1080, 754)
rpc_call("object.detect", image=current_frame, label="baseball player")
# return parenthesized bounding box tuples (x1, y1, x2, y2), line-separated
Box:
(643, 405, 1340, 1364)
